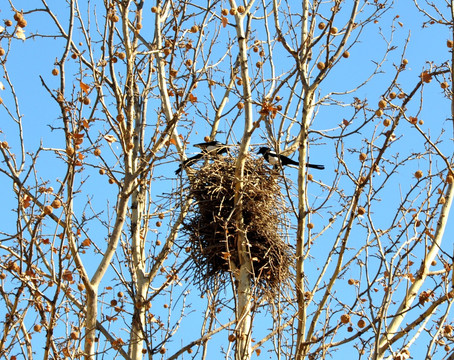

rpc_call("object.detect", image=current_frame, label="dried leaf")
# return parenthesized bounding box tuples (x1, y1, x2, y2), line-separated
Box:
(0, 81, 5, 90)
(62, 348, 70, 357)
(0, 26, 5, 33)
(81, 239, 91, 247)
(62, 270, 73, 281)
(222, 16, 228, 28)
(73, 133, 85, 139)
(16, 28, 26, 41)
(148, 314, 158, 323)
(104, 134, 117, 143)
(80, 81, 90, 95)
(189, 93, 197, 103)
(169, 138, 177, 145)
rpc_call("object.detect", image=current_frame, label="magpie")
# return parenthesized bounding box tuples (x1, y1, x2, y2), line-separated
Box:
(175, 140, 228, 175)
(194, 140, 228, 155)
(257, 147, 325, 170)
(175, 153, 204, 174)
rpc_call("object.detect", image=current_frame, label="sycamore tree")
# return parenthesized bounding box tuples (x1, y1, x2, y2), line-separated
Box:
(0, 0, 453, 360)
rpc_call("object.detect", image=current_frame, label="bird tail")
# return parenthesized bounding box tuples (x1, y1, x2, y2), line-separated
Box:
(307, 164, 325, 170)
(286, 159, 299, 166)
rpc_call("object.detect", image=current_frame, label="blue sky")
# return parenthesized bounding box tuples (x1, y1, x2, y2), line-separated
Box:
(1, 0, 454, 359)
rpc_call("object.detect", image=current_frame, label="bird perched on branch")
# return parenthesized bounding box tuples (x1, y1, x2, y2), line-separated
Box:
(257, 147, 325, 170)
(175, 140, 228, 175)
(175, 153, 204, 175)
(194, 140, 228, 155)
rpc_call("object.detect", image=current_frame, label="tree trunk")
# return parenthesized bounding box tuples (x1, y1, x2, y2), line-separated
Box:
(231, 1, 255, 359)
(84, 287, 98, 360)
(295, 95, 314, 359)
(128, 184, 148, 359)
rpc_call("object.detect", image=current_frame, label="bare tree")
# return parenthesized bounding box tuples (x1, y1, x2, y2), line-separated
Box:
(0, 0, 453, 360)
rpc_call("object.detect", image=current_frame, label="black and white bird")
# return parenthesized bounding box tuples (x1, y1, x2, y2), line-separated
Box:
(194, 140, 228, 155)
(257, 147, 325, 170)
(175, 140, 228, 175)
(175, 153, 204, 175)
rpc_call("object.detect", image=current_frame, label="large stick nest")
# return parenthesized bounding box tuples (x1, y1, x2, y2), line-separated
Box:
(182, 155, 292, 296)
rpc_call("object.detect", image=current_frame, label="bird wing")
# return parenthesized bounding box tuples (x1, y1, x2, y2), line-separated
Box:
(194, 141, 219, 148)
(175, 153, 204, 174)
(279, 154, 299, 166)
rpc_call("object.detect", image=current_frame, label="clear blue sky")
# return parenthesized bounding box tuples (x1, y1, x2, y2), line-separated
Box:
(1, 0, 453, 358)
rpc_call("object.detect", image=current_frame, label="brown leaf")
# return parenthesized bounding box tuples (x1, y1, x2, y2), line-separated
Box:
(104, 134, 117, 143)
(81, 239, 91, 247)
(62, 270, 73, 281)
(80, 81, 90, 95)
(189, 93, 198, 103)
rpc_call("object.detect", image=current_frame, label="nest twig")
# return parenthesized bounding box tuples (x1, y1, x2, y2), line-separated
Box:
(182, 154, 292, 298)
